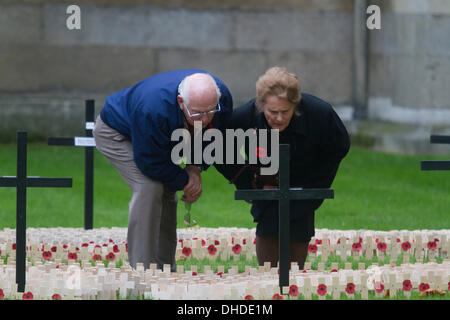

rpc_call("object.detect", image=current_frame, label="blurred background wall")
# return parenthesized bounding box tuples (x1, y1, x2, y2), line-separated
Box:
(1, 0, 449, 153)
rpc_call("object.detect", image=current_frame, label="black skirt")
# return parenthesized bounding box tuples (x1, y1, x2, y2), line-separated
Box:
(251, 200, 315, 243)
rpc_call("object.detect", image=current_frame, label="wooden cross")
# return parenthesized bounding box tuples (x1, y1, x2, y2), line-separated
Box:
(234, 144, 334, 293)
(421, 135, 450, 170)
(47, 100, 96, 229)
(0, 131, 72, 292)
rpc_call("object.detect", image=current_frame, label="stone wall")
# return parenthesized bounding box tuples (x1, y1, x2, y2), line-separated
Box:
(1, 0, 450, 146)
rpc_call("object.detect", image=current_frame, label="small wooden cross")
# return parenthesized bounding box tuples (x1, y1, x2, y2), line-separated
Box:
(0, 131, 72, 292)
(235, 144, 334, 293)
(421, 135, 450, 170)
(47, 100, 96, 229)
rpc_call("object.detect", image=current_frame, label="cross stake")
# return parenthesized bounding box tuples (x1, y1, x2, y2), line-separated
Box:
(234, 144, 334, 294)
(421, 135, 450, 171)
(47, 100, 95, 229)
(0, 131, 72, 292)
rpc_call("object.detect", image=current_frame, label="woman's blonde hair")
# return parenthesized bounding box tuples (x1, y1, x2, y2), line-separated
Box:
(255, 67, 301, 112)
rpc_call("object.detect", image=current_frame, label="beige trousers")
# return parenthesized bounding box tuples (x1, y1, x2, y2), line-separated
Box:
(93, 115, 178, 271)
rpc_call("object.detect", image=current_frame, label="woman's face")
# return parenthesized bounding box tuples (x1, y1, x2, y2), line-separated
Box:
(262, 95, 296, 132)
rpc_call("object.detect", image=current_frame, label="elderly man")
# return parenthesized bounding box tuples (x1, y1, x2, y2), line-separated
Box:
(93, 69, 233, 270)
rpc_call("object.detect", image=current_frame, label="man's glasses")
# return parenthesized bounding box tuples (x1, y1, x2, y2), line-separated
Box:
(185, 102, 221, 119)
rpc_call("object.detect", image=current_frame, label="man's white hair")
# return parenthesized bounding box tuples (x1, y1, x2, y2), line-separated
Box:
(178, 73, 221, 106)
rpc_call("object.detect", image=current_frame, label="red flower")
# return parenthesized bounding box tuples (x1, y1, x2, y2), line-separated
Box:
(315, 239, 322, 245)
(217, 272, 223, 277)
(330, 269, 338, 273)
(345, 283, 355, 294)
(113, 245, 120, 253)
(448, 282, 450, 291)
(63, 244, 68, 249)
(272, 293, 283, 300)
(68, 252, 78, 260)
(317, 284, 327, 296)
(105, 252, 116, 261)
(182, 247, 192, 257)
(192, 272, 197, 276)
(51, 246, 57, 252)
(0, 288, 4, 299)
(52, 293, 62, 300)
(201, 239, 206, 247)
(289, 285, 299, 297)
(256, 147, 267, 158)
(232, 244, 242, 254)
(401, 241, 411, 251)
(42, 251, 52, 260)
(419, 283, 430, 292)
(245, 295, 254, 300)
(92, 254, 102, 261)
(12, 243, 16, 250)
(308, 244, 318, 253)
(396, 238, 401, 243)
(22, 291, 33, 300)
(377, 242, 387, 252)
(81, 243, 89, 247)
(374, 282, 384, 293)
(427, 241, 437, 251)
(207, 244, 217, 255)
(352, 242, 362, 251)
(403, 280, 412, 291)
(215, 240, 220, 246)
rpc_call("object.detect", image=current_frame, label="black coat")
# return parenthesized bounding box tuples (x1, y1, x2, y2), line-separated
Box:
(214, 93, 350, 222)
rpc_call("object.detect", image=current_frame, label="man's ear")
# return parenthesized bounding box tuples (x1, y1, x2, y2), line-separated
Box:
(177, 95, 184, 110)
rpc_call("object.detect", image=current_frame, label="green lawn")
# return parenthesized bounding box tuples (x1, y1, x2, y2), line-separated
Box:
(0, 143, 449, 230)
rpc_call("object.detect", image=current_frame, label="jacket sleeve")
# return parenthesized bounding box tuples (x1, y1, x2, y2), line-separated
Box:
(305, 107, 350, 189)
(130, 107, 189, 192)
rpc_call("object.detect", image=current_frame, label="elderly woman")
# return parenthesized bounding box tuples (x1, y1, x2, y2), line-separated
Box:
(215, 67, 350, 269)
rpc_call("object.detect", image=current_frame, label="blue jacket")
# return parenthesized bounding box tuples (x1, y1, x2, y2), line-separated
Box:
(100, 69, 233, 192)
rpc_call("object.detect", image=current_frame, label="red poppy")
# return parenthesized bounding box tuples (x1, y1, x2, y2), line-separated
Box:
(182, 247, 192, 257)
(92, 254, 102, 261)
(42, 251, 52, 260)
(105, 252, 116, 261)
(448, 282, 450, 291)
(330, 269, 338, 273)
(272, 293, 283, 300)
(345, 283, 355, 294)
(68, 252, 78, 260)
(52, 293, 62, 300)
(22, 291, 33, 300)
(201, 239, 206, 247)
(308, 244, 318, 253)
(427, 241, 437, 251)
(81, 243, 89, 247)
(352, 242, 362, 251)
(419, 283, 430, 292)
(289, 285, 299, 297)
(253, 238, 256, 245)
(215, 240, 220, 246)
(396, 238, 401, 243)
(256, 147, 267, 158)
(245, 295, 254, 300)
(12, 243, 16, 250)
(374, 282, 384, 293)
(63, 244, 68, 249)
(113, 245, 120, 253)
(217, 272, 223, 277)
(315, 239, 322, 245)
(232, 244, 242, 254)
(377, 242, 387, 252)
(51, 246, 57, 252)
(192, 271, 197, 276)
(0, 288, 4, 299)
(317, 284, 327, 296)
(403, 280, 412, 291)
(401, 241, 411, 251)
(207, 244, 217, 255)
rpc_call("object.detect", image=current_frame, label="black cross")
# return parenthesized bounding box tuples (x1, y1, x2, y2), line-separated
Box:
(421, 135, 450, 171)
(0, 131, 72, 292)
(47, 100, 95, 229)
(234, 144, 334, 294)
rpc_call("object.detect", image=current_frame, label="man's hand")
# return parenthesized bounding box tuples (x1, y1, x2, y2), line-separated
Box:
(182, 165, 202, 203)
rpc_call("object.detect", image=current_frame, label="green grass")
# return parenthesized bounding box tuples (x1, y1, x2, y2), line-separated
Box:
(0, 143, 449, 230)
